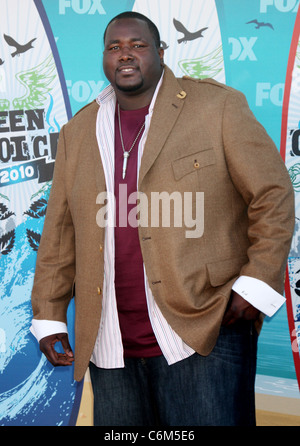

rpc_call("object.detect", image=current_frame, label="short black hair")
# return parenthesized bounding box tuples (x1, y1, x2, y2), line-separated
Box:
(103, 11, 161, 48)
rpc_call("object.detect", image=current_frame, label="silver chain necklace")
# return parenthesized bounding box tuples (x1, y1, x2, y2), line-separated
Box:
(117, 103, 145, 179)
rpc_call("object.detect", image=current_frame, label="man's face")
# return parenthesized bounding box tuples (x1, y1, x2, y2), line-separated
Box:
(103, 18, 164, 97)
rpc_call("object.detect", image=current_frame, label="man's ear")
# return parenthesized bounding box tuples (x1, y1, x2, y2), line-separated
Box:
(158, 47, 164, 66)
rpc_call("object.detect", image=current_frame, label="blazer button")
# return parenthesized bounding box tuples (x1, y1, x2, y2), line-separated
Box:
(194, 161, 200, 169)
(99, 245, 103, 252)
(97, 287, 102, 295)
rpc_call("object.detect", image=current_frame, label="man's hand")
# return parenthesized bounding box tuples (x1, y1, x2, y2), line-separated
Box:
(39, 333, 74, 367)
(222, 291, 260, 326)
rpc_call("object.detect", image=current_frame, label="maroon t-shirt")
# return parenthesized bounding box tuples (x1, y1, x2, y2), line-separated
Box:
(114, 104, 162, 358)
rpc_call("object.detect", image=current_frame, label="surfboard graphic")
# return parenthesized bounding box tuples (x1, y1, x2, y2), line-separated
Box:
(132, 0, 225, 83)
(280, 6, 300, 390)
(0, 0, 81, 425)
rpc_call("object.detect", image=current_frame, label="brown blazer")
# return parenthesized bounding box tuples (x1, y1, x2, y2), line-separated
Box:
(31, 66, 295, 381)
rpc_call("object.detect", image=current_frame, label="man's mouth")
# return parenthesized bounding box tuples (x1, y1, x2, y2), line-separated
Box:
(118, 66, 137, 74)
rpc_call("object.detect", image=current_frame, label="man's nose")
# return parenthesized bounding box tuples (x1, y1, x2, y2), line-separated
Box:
(119, 46, 134, 60)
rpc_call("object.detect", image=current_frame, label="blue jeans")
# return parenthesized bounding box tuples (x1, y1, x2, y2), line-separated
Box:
(89, 321, 257, 426)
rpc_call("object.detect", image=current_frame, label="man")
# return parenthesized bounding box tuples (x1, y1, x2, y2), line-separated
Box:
(31, 11, 294, 426)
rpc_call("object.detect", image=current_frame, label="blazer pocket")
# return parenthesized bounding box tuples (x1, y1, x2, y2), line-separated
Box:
(172, 148, 216, 181)
(206, 255, 248, 287)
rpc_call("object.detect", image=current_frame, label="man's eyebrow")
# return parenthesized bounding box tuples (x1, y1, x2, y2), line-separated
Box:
(106, 39, 120, 45)
(130, 37, 146, 42)
(106, 37, 147, 45)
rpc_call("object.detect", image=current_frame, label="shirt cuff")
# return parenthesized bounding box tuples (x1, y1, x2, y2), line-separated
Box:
(30, 319, 68, 342)
(232, 276, 286, 317)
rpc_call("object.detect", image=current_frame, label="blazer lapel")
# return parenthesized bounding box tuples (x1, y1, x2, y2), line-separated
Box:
(93, 99, 115, 194)
(91, 130, 106, 193)
(138, 66, 187, 189)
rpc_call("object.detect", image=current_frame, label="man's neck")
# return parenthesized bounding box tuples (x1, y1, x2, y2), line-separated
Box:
(114, 69, 164, 110)
(115, 91, 152, 111)
(115, 78, 162, 111)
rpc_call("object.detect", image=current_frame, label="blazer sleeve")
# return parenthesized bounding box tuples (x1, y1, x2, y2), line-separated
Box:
(31, 125, 76, 323)
(222, 89, 295, 294)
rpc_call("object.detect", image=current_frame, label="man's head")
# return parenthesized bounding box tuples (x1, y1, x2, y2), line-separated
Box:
(103, 11, 164, 108)
(103, 11, 161, 49)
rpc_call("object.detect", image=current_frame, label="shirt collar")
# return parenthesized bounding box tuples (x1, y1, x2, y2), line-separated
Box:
(96, 83, 116, 105)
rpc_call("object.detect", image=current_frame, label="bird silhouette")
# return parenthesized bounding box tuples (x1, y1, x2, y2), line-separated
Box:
(173, 18, 208, 44)
(246, 19, 274, 30)
(3, 34, 37, 57)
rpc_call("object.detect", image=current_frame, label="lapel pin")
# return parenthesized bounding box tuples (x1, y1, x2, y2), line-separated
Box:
(176, 90, 187, 99)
